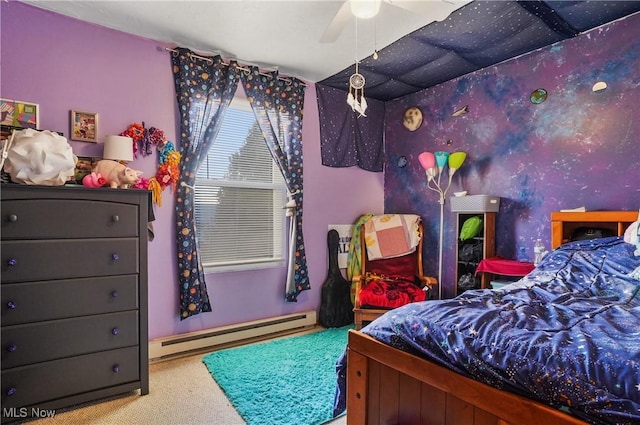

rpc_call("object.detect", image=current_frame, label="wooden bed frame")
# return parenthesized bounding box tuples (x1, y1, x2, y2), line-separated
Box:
(346, 210, 637, 425)
(550, 210, 637, 249)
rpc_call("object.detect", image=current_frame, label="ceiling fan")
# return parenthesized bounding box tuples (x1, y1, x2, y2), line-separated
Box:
(320, 0, 470, 43)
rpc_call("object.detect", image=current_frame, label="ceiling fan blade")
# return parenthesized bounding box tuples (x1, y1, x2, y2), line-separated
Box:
(320, 1, 353, 43)
(386, 0, 469, 22)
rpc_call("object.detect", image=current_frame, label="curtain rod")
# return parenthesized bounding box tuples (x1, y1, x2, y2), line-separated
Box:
(164, 47, 306, 86)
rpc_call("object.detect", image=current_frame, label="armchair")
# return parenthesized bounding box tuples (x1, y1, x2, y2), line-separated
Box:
(352, 215, 437, 330)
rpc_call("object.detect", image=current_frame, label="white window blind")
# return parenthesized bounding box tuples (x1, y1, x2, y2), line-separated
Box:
(194, 97, 286, 271)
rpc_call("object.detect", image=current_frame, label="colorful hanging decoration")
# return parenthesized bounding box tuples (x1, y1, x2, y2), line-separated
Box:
(121, 121, 181, 206)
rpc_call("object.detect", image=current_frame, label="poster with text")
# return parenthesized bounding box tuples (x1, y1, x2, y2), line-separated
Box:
(328, 225, 352, 269)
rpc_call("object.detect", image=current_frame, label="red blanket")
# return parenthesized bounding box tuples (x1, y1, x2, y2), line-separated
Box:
(475, 256, 535, 277)
(359, 275, 427, 309)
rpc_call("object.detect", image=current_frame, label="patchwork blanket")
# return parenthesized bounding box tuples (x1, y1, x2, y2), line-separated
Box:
(364, 214, 420, 260)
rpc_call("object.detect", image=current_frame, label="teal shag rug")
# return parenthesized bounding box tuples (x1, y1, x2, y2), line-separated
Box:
(202, 325, 351, 425)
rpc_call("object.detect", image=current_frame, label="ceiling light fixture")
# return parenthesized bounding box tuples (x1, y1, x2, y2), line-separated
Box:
(350, 0, 382, 19)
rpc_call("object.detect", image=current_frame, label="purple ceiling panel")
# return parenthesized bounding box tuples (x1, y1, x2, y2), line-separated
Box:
(318, 0, 640, 101)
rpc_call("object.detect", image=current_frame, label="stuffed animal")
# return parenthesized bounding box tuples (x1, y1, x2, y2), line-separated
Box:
(82, 172, 106, 187)
(92, 160, 142, 189)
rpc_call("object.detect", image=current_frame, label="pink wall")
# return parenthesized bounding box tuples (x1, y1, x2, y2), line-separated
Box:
(1, 2, 384, 339)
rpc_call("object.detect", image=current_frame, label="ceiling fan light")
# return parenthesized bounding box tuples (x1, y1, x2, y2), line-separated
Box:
(350, 0, 382, 19)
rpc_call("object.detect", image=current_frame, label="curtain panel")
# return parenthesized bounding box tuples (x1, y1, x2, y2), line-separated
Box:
(171, 47, 310, 318)
(171, 48, 240, 319)
(239, 68, 310, 301)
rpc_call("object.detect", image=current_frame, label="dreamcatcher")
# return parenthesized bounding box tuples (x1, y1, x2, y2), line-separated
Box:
(347, 62, 367, 117)
(345, 15, 368, 118)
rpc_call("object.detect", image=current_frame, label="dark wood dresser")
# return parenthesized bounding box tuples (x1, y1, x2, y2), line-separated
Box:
(0, 185, 149, 422)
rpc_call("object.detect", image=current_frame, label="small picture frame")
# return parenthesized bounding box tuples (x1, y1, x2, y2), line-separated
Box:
(1, 98, 40, 129)
(70, 110, 98, 142)
(72, 156, 100, 184)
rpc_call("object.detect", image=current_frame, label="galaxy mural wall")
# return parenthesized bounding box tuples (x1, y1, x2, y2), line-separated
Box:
(384, 13, 640, 298)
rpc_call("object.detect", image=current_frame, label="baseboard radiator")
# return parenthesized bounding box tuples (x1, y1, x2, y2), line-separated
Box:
(149, 310, 317, 362)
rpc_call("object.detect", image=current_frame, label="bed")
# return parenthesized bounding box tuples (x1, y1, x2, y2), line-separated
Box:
(334, 211, 640, 425)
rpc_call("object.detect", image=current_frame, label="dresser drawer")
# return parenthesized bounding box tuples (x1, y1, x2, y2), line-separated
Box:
(1, 275, 139, 326)
(1, 199, 139, 240)
(1, 346, 139, 409)
(1, 239, 138, 283)
(2, 311, 139, 369)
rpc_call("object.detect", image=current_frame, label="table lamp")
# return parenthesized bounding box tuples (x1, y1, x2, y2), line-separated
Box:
(103, 135, 133, 163)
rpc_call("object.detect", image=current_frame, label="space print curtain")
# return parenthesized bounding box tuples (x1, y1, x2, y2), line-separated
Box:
(171, 47, 240, 320)
(239, 68, 310, 301)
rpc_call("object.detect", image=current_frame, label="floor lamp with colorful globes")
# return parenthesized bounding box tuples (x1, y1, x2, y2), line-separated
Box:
(418, 151, 467, 300)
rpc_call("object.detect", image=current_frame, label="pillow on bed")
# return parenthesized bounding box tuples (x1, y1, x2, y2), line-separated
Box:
(623, 209, 640, 247)
(636, 218, 640, 257)
(624, 209, 640, 257)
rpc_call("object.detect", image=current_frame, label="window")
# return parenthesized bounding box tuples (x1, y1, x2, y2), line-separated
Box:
(194, 97, 286, 272)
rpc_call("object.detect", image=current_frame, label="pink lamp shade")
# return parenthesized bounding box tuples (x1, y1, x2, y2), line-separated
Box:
(418, 152, 435, 170)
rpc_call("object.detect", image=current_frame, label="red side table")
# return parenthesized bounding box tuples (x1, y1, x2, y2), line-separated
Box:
(475, 256, 535, 289)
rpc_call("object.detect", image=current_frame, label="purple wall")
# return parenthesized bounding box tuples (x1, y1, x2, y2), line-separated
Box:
(384, 13, 640, 298)
(1, 2, 384, 339)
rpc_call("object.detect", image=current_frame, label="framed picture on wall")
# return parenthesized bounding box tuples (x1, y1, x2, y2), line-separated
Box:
(70, 110, 98, 142)
(0, 98, 40, 129)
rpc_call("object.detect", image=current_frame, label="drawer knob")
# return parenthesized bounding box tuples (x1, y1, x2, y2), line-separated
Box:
(112, 254, 120, 261)
(7, 300, 17, 309)
(8, 214, 18, 222)
(111, 291, 119, 298)
(112, 327, 120, 335)
(6, 387, 17, 396)
(112, 215, 120, 222)
(7, 344, 17, 352)
(113, 364, 120, 373)
(7, 258, 17, 266)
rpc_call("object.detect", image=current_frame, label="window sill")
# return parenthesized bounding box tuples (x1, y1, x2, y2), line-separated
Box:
(203, 259, 286, 274)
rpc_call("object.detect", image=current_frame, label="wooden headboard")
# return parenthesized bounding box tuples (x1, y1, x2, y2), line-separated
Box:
(550, 211, 638, 249)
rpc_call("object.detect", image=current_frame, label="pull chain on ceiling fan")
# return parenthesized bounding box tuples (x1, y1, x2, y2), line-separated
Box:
(347, 17, 368, 117)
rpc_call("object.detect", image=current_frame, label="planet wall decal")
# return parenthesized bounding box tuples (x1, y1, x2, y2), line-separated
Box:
(403, 107, 423, 131)
(530, 88, 548, 104)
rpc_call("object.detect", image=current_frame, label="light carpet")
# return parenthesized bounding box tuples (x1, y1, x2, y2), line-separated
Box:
(202, 325, 351, 425)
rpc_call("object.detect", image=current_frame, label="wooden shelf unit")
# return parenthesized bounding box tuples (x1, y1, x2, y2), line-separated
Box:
(454, 212, 496, 296)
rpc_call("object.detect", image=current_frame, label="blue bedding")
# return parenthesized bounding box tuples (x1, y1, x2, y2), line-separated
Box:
(334, 237, 640, 424)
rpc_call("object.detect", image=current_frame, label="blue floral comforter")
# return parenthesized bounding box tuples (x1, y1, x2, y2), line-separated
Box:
(334, 237, 640, 424)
